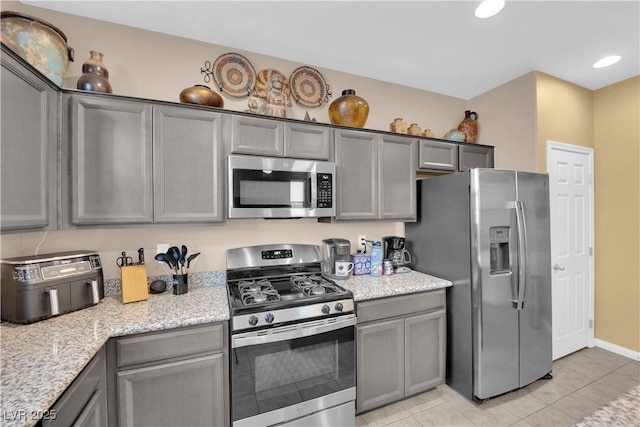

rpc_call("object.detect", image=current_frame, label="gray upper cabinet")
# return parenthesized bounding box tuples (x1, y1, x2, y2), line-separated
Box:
(1, 47, 58, 232)
(417, 139, 458, 172)
(459, 144, 494, 170)
(230, 114, 331, 160)
(68, 94, 153, 225)
(334, 129, 379, 220)
(229, 115, 284, 156)
(153, 105, 224, 223)
(284, 121, 331, 159)
(333, 129, 415, 221)
(380, 135, 416, 221)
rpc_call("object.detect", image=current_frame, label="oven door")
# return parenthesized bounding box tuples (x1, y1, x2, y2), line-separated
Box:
(231, 315, 356, 427)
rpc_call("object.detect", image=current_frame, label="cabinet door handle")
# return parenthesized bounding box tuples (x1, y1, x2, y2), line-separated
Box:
(553, 264, 565, 271)
(45, 287, 60, 315)
(88, 279, 100, 304)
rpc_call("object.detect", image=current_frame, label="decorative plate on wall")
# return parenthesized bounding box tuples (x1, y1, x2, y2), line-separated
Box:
(212, 52, 256, 97)
(289, 66, 332, 107)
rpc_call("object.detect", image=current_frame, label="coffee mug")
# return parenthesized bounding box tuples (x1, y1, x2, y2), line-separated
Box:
(335, 261, 354, 277)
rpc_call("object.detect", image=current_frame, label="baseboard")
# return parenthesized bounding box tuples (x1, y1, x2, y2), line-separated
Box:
(595, 339, 640, 361)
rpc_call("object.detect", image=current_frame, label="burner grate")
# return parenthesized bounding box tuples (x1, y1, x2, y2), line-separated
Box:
(291, 275, 342, 297)
(238, 279, 281, 305)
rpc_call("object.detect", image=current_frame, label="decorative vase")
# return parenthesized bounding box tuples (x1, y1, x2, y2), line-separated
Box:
(408, 123, 422, 136)
(457, 110, 479, 143)
(443, 129, 466, 142)
(0, 11, 74, 87)
(180, 85, 224, 108)
(328, 89, 369, 128)
(77, 51, 112, 93)
(390, 118, 408, 134)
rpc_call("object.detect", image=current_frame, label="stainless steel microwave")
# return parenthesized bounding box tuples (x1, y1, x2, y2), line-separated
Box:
(227, 155, 335, 219)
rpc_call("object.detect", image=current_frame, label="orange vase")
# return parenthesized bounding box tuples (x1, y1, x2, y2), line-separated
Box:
(328, 89, 369, 128)
(457, 110, 479, 143)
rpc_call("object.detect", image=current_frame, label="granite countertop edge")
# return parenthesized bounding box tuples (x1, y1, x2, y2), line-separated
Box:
(0, 275, 230, 427)
(340, 269, 453, 301)
(0, 269, 451, 427)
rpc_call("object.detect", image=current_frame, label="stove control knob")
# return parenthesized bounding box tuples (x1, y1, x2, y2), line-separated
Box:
(321, 305, 330, 314)
(265, 313, 274, 324)
(335, 302, 344, 312)
(249, 315, 258, 326)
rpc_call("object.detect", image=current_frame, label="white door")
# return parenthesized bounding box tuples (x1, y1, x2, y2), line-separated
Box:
(546, 141, 594, 360)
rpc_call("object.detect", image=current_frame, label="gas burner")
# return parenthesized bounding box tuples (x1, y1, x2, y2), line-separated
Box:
(291, 275, 342, 297)
(239, 279, 281, 306)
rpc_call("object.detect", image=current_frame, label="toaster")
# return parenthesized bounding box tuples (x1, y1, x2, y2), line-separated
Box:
(1, 250, 104, 323)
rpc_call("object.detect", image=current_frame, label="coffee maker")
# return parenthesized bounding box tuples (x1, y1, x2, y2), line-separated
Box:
(382, 236, 412, 273)
(321, 238, 351, 280)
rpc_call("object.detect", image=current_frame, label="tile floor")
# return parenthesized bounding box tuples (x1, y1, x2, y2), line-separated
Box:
(355, 347, 639, 426)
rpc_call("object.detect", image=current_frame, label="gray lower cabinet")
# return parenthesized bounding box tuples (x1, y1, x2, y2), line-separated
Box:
(153, 105, 224, 223)
(229, 114, 331, 159)
(1, 46, 59, 232)
(106, 323, 229, 427)
(459, 144, 494, 170)
(333, 129, 416, 221)
(67, 94, 225, 225)
(356, 291, 446, 414)
(68, 93, 153, 225)
(44, 347, 107, 427)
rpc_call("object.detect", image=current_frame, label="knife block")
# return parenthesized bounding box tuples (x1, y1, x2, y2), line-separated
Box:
(120, 265, 149, 303)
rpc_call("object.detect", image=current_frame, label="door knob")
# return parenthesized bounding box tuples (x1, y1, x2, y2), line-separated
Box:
(553, 264, 565, 271)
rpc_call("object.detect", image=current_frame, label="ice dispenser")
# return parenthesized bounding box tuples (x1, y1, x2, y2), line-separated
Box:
(489, 226, 511, 275)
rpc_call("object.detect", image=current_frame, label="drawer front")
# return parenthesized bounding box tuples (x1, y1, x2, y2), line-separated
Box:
(117, 323, 225, 367)
(357, 290, 445, 323)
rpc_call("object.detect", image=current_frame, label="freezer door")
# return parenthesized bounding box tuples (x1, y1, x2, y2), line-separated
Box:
(516, 172, 553, 387)
(471, 169, 520, 399)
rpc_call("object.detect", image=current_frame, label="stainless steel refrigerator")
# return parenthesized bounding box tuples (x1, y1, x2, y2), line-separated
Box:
(405, 169, 552, 402)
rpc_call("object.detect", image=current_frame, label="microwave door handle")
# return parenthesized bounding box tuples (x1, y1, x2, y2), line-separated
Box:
(309, 175, 317, 208)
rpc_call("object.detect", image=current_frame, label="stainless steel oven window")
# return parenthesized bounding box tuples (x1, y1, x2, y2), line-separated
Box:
(231, 326, 355, 422)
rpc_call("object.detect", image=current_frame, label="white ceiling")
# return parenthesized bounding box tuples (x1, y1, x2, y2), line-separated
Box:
(23, 0, 640, 99)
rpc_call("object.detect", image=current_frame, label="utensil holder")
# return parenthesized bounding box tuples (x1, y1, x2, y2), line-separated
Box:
(172, 274, 188, 295)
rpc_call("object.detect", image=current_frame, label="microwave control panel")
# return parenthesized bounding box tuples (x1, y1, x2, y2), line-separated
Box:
(317, 173, 333, 208)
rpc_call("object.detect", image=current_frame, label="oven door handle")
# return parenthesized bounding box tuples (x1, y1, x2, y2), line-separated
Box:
(232, 315, 357, 348)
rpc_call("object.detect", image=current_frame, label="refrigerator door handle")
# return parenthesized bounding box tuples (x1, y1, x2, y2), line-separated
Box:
(514, 200, 528, 310)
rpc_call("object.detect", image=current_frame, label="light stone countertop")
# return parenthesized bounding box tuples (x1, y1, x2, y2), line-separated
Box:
(339, 269, 453, 301)
(0, 269, 450, 427)
(0, 278, 230, 427)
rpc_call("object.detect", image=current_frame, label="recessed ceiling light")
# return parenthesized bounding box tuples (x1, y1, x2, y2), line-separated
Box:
(475, 0, 506, 19)
(593, 55, 622, 68)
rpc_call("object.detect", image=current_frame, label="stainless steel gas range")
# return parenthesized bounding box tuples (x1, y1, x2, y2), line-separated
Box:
(226, 244, 356, 427)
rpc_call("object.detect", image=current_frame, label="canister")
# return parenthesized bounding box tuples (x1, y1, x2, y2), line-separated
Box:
(352, 250, 371, 275)
(383, 259, 394, 275)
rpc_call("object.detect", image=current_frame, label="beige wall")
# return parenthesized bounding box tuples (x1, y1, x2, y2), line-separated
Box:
(535, 72, 595, 173)
(0, 2, 464, 280)
(467, 72, 538, 172)
(535, 72, 640, 353)
(593, 76, 640, 352)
